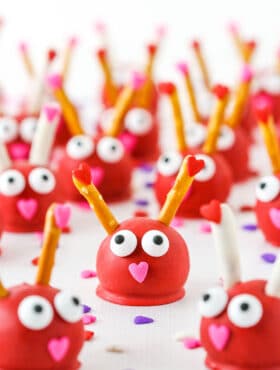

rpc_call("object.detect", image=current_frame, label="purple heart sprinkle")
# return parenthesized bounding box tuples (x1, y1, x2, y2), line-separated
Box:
(138, 163, 154, 173)
(242, 223, 258, 231)
(134, 315, 154, 325)
(134, 199, 149, 207)
(261, 253, 276, 264)
(145, 182, 154, 189)
(83, 304, 92, 314)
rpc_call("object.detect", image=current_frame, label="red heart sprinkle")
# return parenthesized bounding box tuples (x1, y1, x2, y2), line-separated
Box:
(84, 330, 95, 341)
(158, 82, 176, 95)
(187, 156, 205, 177)
(97, 48, 106, 59)
(254, 98, 272, 123)
(191, 39, 200, 50)
(48, 49, 57, 62)
(31, 257, 39, 266)
(72, 163, 92, 185)
(212, 84, 229, 100)
(200, 200, 222, 224)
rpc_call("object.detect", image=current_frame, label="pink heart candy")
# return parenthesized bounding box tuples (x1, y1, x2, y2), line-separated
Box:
(119, 133, 137, 153)
(9, 143, 30, 160)
(48, 337, 70, 362)
(54, 204, 71, 229)
(17, 199, 38, 220)
(128, 262, 149, 283)
(269, 208, 280, 229)
(44, 103, 61, 122)
(91, 167, 104, 187)
(208, 324, 230, 351)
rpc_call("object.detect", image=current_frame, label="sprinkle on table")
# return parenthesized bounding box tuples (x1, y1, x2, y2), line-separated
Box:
(106, 345, 124, 353)
(183, 337, 201, 349)
(134, 199, 149, 207)
(83, 304, 92, 314)
(81, 270, 97, 279)
(31, 257, 39, 266)
(83, 314, 96, 325)
(171, 217, 184, 228)
(145, 181, 154, 189)
(84, 330, 94, 341)
(134, 315, 154, 325)
(199, 222, 211, 233)
(261, 253, 276, 264)
(242, 223, 258, 231)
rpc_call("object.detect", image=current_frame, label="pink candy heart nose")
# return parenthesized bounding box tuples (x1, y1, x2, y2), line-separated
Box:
(119, 132, 138, 153)
(54, 204, 71, 228)
(208, 324, 230, 351)
(269, 208, 280, 229)
(91, 167, 104, 187)
(48, 337, 70, 362)
(128, 262, 149, 283)
(17, 199, 38, 220)
(10, 143, 30, 160)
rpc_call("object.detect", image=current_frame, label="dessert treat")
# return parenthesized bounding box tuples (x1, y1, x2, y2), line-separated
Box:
(177, 63, 255, 182)
(0, 204, 84, 369)
(0, 103, 64, 233)
(227, 22, 257, 64)
(72, 155, 205, 305)
(199, 200, 280, 369)
(155, 82, 232, 218)
(254, 100, 280, 246)
(50, 73, 142, 203)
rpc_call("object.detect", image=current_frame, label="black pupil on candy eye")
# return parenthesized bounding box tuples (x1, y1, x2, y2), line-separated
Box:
(8, 177, 15, 184)
(163, 156, 170, 163)
(153, 235, 163, 245)
(240, 302, 249, 311)
(72, 297, 80, 306)
(203, 293, 210, 302)
(34, 304, 43, 313)
(42, 174, 49, 181)
(111, 145, 117, 151)
(260, 182, 266, 189)
(115, 234, 125, 244)
(76, 141, 83, 147)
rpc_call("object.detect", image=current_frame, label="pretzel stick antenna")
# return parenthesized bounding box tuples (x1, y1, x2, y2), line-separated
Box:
(29, 103, 61, 165)
(255, 100, 280, 174)
(191, 40, 211, 90)
(158, 156, 205, 225)
(62, 36, 78, 82)
(176, 62, 201, 122)
(35, 204, 62, 285)
(0, 141, 12, 171)
(0, 280, 9, 298)
(227, 22, 246, 61)
(227, 65, 253, 128)
(18, 42, 35, 78)
(106, 72, 146, 137)
(158, 82, 187, 152)
(243, 40, 256, 64)
(72, 163, 119, 234)
(203, 85, 230, 154)
(46, 73, 84, 135)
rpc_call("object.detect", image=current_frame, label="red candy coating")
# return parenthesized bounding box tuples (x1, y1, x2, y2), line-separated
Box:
(200, 280, 280, 370)
(0, 284, 84, 370)
(96, 217, 190, 306)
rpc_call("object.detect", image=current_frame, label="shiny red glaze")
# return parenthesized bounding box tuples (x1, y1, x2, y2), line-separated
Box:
(0, 162, 63, 233)
(201, 280, 280, 370)
(0, 284, 84, 370)
(56, 134, 133, 203)
(154, 149, 233, 218)
(96, 217, 190, 306)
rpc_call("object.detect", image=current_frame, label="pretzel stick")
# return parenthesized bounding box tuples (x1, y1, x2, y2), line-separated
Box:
(191, 40, 211, 90)
(203, 85, 229, 154)
(72, 164, 119, 234)
(46, 74, 84, 135)
(62, 37, 78, 82)
(96, 48, 118, 106)
(106, 72, 145, 137)
(18, 42, 35, 78)
(0, 141, 11, 171)
(176, 62, 201, 122)
(255, 101, 280, 174)
(243, 40, 256, 64)
(158, 82, 187, 152)
(228, 22, 246, 61)
(227, 65, 253, 128)
(0, 281, 9, 298)
(158, 156, 204, 225)
(36, 204, 62, 285)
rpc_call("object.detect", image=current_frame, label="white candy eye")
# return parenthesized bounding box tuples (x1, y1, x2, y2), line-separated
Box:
(96, 137, 124, 163)
(256, 176, 280, 202)
(157, 152, 183, 176)
(217, 126, 235, 151)
(228, 294, 263, 328)
(29, 168, 56, 194)
(0, 117, 18, 143)
(66, 135, 94, 160)
(198, 287, 228, 318)
(142, 230, 169, 257)
(19, 117, 37, 143)
(0, 169, 26, 196)
(18, 295, 54, 330)
(100, 108, 115, 132)
(54, 291, 83, 323)
(194, 154, 216, 182)
(125, 108, 153, 135)
(110, 230, 138, 257)
(187, 123, 206, 148)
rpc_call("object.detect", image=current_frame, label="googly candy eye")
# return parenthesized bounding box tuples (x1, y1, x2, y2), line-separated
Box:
(157, 152, 183, 176)
(110, 230, 138, 257)
(256, 176, 280, 202)
(0, 117, 18, 143)
(227, 294, 263, 328)
(198, 287, 228, 318)
(96, 137, 124, 163)
(142, 230, 170, 257)
(54, 291, 83, 323)
(18, 295, 54, 330)
(29, 168, 56, 194)
(19, 117, 37, 143)
(0, 169, 26, 196)
(125, 108, 153, 135)
(194, 154, 216, 182)
(66, 135, 94, 160)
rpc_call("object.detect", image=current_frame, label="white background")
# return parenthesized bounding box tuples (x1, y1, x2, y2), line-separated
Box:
(0, 1, 280, 370)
